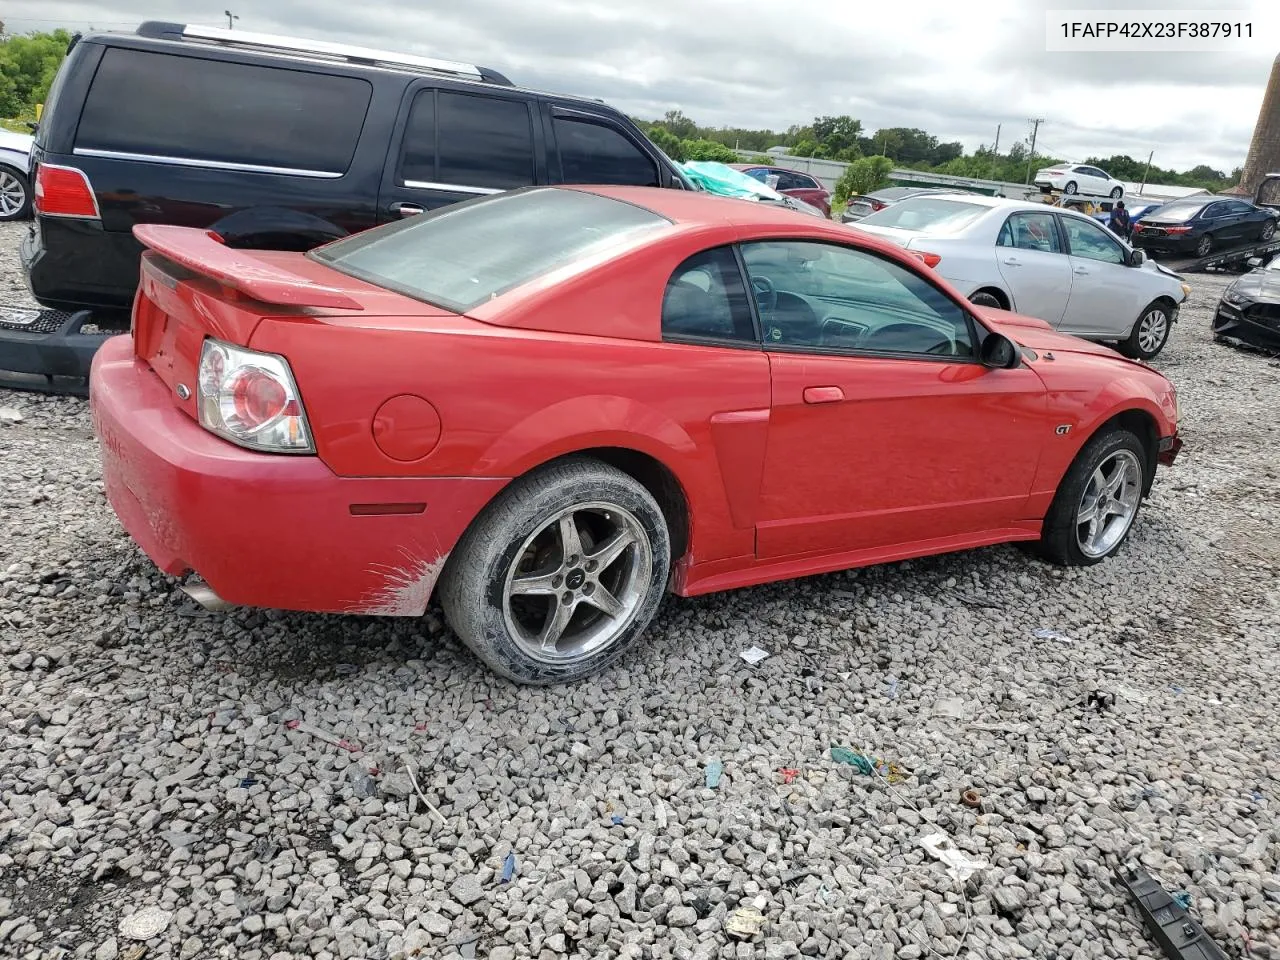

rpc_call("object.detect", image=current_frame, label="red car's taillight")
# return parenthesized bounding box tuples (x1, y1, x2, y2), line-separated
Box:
(33, 163, 100, 218)
(197, 338, 314, 454)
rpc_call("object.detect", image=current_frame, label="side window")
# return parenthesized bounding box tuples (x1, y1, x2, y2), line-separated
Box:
(996, 212, 1063, 253)
(662, 247, 756, 344)
(740, 240, 974, 358)
(75, 48, 372, 173)
(793, 174, 820, 190)
(1224, 201, 1253, 215)
(554, 117, 659, 186)
(1061, 215, 1125, 264)
(1202, 202, 1226, 218)
(435, 92, 535, 189)
(399, 90, 436, 184)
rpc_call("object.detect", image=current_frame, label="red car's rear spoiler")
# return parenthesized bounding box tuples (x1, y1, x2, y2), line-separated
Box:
(132, 224, 364, 311)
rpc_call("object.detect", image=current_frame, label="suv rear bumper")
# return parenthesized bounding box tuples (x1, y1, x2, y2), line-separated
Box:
(90, 335, 507, 616)
(22, 216, 139, 314)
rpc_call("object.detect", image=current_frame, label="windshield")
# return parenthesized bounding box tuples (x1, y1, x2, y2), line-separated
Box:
(855, 197, 991, 233)
(310, 188, 671, 312)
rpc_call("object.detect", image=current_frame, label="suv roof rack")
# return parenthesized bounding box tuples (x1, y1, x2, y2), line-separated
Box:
(134, 21, 514, 86)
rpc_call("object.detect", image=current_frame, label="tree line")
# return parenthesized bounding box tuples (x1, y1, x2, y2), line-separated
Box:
(634, 109, 1243, 193)
(0, 28, 72, 120)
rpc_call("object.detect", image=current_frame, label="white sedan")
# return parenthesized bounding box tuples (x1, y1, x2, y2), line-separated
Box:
(851, 194, 1191, 359)
(1034, 163, 1125, 199)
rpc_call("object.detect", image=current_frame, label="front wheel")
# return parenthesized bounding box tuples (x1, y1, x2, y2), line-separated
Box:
(438, 457, 671, 685)
(1035, 428, 1148, 566)
(968, 290, 1005, 309)
(1110, 186, 1123, 200)
(1117, 302, 1172, 360)
(0, 167, 30, 222)
(1261, 220, 1276, 242)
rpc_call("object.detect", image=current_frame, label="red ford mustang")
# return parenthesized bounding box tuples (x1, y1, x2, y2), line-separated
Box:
(90, 185, 1182, 684)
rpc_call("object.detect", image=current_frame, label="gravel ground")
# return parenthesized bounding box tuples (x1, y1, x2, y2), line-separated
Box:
(1, 217, 1278, 960)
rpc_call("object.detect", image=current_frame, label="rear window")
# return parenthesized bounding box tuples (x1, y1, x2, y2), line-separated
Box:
(311, 188, 671, 312)
(1152, 203, 1206, 222)
(75, 47, 372, 174)
(856, 197, 991, 233)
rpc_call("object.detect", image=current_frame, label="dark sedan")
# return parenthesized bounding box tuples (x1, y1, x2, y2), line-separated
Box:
(1212, 253, 1280, 346)
(1132, 196, 1278, 258)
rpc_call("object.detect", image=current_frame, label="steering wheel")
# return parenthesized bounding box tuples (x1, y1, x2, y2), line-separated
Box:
(750, 275, 777, 315)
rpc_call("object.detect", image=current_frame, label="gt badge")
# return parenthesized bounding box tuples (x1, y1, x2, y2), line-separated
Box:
(1055, 424, 1072, 436)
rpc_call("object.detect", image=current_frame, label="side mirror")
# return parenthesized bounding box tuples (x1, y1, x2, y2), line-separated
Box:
(1127, 248, 1146, 267)
(979, 332, 1020, 369)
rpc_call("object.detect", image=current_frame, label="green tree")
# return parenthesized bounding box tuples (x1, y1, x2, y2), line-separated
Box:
(812, 115, 863, 155)
(647, 125, 686, 162)
(658, 109, 698, 140)
(0, 30, 72, 117)
(680, 138, 739, 163)
(834, 156, 894, 204)
(790, 139, 820, 158)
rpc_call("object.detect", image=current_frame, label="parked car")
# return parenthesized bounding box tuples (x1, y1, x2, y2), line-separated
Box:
(851, 193, 1191, 359)
(1034, 163, 1126, 198)
(91, 184, 1182, 684)
(681, 161, 825, 217)
(0, 129, 34, 222)
(842, 186, 969, 223)
(1131, 196, 1278, 259)
(732, 164, 831, 216)
(1212, 253, 1280, 347)
(8, 20, 691, 389)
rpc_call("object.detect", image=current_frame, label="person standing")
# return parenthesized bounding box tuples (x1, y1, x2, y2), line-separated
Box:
(1108, 200, 1131, 238)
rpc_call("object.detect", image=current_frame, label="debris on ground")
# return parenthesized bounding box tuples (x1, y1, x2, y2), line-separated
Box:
(830, 746, 906, 783)
(118, 906, 173, 941)
(0, 406, 23, 423)
(739, 645, 770, 665)
(705, 758, 724, 789)
(284, 718, 361, 753)
(725, 906, 766, 940)
(501, 851, 516, 882)
(961, 788, 982, 808)
(918, 833, 989, 882)
(1116, 864, 1229, 960)
(1033, 627, 1074, 643)
(779, 768, 800, 785)
(933, 697, 968, 719)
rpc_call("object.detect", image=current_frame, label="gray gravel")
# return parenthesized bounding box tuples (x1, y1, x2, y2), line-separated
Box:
(1, 217, 1278, 960)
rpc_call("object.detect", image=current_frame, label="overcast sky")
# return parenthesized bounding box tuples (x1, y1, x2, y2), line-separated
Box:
(5, 0, 1277, 173)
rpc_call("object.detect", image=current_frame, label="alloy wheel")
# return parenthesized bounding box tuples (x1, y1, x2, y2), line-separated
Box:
(0, 171, 26, 218)
(502, 501, 653, 664)
(1075, 450, 1142, 559)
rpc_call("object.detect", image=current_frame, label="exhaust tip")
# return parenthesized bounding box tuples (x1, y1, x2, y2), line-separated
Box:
(180, 579, 235, 612)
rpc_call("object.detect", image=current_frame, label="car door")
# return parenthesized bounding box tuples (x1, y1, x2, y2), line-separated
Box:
(740, 238, 1050, 560)
(1057, 212, 1144, 337)
(1222, 200, 1263, 240)
(378, 83, 544, 222)
(994, 210, 1073, 324)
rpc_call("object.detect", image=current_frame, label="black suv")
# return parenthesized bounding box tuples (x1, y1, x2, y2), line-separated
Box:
(5, 21, 689, 392)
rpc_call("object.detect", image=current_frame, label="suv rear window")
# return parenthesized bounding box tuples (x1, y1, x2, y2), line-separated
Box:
(75, 47, 372, 174)
(311, 188, 670, 312)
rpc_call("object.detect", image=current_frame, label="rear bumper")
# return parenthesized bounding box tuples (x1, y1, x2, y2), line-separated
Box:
(1132, 232, 1195, 253)
(22, 216, 141, 314)
(90, 335, 508, 616)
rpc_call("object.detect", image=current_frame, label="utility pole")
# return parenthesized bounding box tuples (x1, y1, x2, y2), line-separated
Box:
(224, 9, 239, 28)
(1139, 150, 1154, 194)
(1024, 117, 1044, 184)
(990, 123, 1001, 181)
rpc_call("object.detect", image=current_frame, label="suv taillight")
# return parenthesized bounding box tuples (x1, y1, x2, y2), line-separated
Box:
(197, 338, 314, 454)
(34, 164, 100, 218)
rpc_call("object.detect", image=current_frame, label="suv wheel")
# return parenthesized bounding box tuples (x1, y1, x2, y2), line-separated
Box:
(0, 167, 31, 222)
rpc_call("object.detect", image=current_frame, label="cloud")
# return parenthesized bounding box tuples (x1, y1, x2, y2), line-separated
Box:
(5, 0, 1274, 173)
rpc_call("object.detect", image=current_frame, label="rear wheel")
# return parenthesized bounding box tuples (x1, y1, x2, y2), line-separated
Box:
(1195, 233, 1213, 258)
(0, 167, 30, 222)
(968, 290, 1005, 309)
(1035, 427, 1147, 566)
(1063, 181, 1078, 195)
(1110, 186, 1123, 200)
(1261, 220, 1276, 242)
(1118, 302, 1172, 360)
(438, 457, 671, 685)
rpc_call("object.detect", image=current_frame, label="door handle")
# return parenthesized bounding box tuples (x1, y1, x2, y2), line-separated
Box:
(803, 386, 844, 404)
(1074, 266, 1090, 275)
(391, 202, 425, 217)
(1001, 257, 1022, 267)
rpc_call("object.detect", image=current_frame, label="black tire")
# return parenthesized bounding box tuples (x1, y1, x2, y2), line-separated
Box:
(968, 290, 1005, 309)
(1110, 186, 1123, 200)
(1194, 233, 1212, 258)
(438, 456, 671, 685)
(1035, 427, 1148, 566)
(1261, 220, 1276, 242)
(0, 166, 31, 222)
(1063, 181, 1078, 195)
(1117, 302, 1173, 360)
